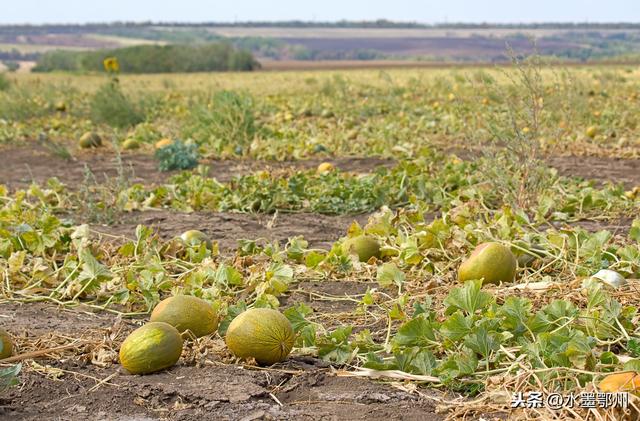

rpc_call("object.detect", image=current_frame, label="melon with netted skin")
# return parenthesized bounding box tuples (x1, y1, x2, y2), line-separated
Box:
(151, 295, 218, 338)
(225, 308, 294, 365)
(119, 322, 183, 375)
(458, 242, 517, 285)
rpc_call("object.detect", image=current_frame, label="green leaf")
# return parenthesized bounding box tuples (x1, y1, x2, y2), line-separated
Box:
(305, 251, 325, 268)
(444, 279, 493, 315)
(394, 347, 436, 375)
(464, 326, 501, 358)
(498, 297, 532, 337)
(318, 326, 353, 364)
(0, 363, 21, 392)
(628, 338, 640, 357)
(286, 236, 308, 262)
(440, 311, 473, 341)
(376, 263, 405, 288)
(218, 302, 247, 336)
(284, 303, 313, 332)
(214, 264, 243, 286)
(393, 316, 437, 348)
(623, 359, 640, 371)
(76, 249, 113, 295)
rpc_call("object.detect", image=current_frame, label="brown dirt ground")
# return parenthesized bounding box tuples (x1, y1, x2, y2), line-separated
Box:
(0, 144, 394, 190)
(91, 211, 371, 252)
(2, 143, 638, 191)
(1, 303, 444, 421)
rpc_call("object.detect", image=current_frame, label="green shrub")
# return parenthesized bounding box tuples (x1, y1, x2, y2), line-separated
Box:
(155, 140, 200, 172)
(34, 43, 259, 73)
(90, 80, 144, 128)
(182, 90, 256, 155)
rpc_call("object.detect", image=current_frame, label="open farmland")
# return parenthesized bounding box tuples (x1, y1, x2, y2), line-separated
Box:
(0, 62, 640, 420)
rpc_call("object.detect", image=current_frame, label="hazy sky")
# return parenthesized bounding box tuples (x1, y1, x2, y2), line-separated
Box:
(2, 0, 639, 24)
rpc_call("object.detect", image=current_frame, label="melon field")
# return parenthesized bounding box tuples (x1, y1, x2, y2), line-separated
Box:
(1, 61, 640, 420)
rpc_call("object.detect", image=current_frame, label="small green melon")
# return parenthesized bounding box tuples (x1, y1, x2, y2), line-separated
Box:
(225, 308, 294, 365)
(79, 131, 102, 148)
(458, 242, 517, 285)
(0, 329, 13, 359)
(122, 138, 140, 150)
(342, 235, 381, 262)
(150, 295, 218, 338)
(119, 322, 183, 375)
(179, 230, 212, 249)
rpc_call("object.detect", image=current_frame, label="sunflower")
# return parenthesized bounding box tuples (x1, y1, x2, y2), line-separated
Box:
(103, 57, 120, 73)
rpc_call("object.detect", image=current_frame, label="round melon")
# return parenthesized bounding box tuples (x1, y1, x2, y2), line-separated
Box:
(585, 126, 598, 139)
(458, 242, 517, 285)
(179, 230, 212, 249)
(0, 329, 13, 359)
(79, 132, 102, 148)
(342, 235, 381, 262)
(122, 138, 140, 150)
(155, 138, 173, 149)
(225, 308, 294, 365)
(119, 322, 183, 375)
(151, 295, 218, 338)
(54, 101, 66, 112)
(317, 162, 335, 174)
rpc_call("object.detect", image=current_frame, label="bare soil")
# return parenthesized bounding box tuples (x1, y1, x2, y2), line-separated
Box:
(92, 211, 371, 252)
(0, 144, 394, 190)
(2, 143, 639, 190)
(2, 303, 443, 421)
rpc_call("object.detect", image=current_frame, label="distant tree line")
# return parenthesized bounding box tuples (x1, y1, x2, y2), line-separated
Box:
(3, 21, 640, 36)
(32, 43, 260, 73)
(0, 49, 38, 61)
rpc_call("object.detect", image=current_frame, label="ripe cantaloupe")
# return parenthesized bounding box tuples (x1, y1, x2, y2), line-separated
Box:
(342, 235, 381, 262)
(225, 308, 294, 365)
(150, 295, 218, 338)
(119, 322, 183, 375)
(458, 242, 517, 285)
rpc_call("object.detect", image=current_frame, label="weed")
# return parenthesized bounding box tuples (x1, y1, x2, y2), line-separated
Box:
(37, 132, 73, 161)
(182, 90, 255, 156)
(90, 79, 144, 128)
(0, 73, 9, 92)
(76, 149, 132, 224)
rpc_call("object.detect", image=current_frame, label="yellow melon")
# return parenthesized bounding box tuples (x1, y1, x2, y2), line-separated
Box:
(225, 308, 294, 365)
(458, 242, 517, 285)
(119, 322, 183, 375)
(150, 295, 218, 338)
